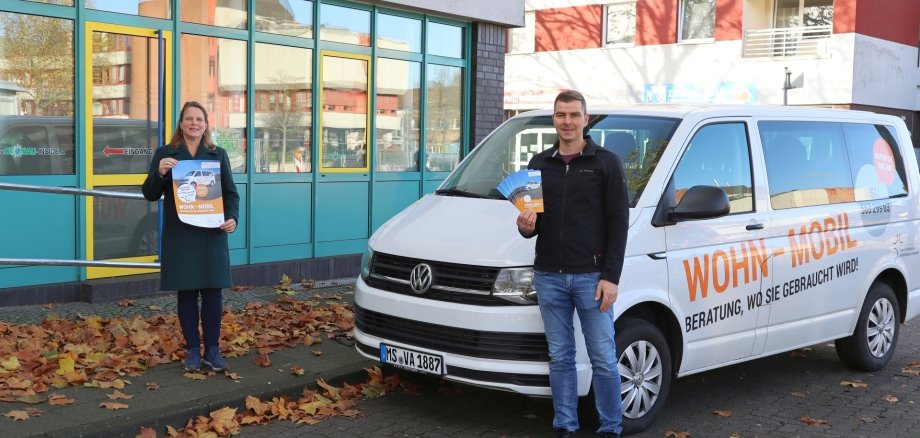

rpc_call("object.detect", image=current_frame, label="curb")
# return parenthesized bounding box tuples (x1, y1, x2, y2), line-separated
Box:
(34, 361, 373, 438)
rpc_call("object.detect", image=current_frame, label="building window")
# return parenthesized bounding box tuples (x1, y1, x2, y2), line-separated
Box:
(320, 55, 368, 171)
(0, 11, 75, 176)
(428, 22, 464, 58)
(85, 0, 170, 19)
(181, 0, 247, 29)
(376, 58, 420, 172)
(377, 13, 421, 52)
(319, 3, 370, 46)
(255, 0, 313, 38)
(507, 11, 535, 54)
(255, 43, 312, 174)
(679, 0, 715, 41)
(425, 64, 462, 172)
(775, 0, 834, 28)
(604, 3, 636, 46)
(180, 34, 248, 173)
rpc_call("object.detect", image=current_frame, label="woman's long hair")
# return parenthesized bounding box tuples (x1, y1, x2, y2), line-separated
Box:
(168, 101, 216, 150)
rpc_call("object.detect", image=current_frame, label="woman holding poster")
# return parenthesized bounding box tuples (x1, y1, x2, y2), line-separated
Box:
(142, 101, 240, 373)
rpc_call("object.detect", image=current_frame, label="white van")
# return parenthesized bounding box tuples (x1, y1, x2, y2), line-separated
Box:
(353, 105, 920, 433)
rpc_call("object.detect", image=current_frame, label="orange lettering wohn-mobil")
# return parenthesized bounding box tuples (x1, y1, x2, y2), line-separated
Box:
(683, 239, 769, 302)
(787, 213, 858, 268)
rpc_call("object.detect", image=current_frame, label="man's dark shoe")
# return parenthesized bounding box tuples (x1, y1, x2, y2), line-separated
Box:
(202, 346, 229, 372)
(555, 429, 576, 438)
(183, 347, 201, 372)
(598, 433, 621, 438)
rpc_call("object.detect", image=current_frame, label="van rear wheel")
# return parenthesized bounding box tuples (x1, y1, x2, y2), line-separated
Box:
(616, 318, 671, 434)
(834, 282, 899, 371)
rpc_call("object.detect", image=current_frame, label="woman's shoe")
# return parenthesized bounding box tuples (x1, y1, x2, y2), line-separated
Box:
(202, 346, 229, 372)
(183, 347, 201, 372)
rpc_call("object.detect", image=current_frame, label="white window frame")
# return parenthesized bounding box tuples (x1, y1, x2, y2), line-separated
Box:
(603, 2, 637, 47)
(678, 0, 715, 43)
(773, 0, 834, 29)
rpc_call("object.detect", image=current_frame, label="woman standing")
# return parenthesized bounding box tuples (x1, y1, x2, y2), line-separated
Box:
(142, 101, 240, 372)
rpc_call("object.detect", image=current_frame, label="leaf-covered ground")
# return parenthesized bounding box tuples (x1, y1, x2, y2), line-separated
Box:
(0, 294, 358, 423)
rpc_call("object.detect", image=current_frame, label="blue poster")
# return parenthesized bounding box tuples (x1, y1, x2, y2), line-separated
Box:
(643, 82, 757, 105)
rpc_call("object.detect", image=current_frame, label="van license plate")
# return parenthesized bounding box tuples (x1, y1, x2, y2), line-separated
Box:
(380, 343, 444, 375)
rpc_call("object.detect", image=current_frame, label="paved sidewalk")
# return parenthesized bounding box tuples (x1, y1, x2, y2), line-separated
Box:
(0, 279, 375, 438)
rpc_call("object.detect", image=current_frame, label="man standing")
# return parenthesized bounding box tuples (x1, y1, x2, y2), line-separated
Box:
(516, 90, 628, 438)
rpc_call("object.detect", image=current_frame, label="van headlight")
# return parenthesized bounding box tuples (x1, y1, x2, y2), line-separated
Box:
(360, 247, 374, 280)
(492, 268, 537, 305)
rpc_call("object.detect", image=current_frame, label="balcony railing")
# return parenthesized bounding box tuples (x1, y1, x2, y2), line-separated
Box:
(742, 25, 832, 58)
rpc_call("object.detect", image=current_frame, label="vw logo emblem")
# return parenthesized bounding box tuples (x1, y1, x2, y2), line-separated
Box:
(409, 263, 433, 294)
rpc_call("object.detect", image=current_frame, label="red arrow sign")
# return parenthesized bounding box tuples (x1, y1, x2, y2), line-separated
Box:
(103, 145, 124, 157)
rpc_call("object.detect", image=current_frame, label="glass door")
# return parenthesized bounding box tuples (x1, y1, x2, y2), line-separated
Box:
(314, 51, 372, 256)
(84, 23, 172, 279)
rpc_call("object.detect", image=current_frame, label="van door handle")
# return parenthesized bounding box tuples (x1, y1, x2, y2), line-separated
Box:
(746, 223, 764, 230)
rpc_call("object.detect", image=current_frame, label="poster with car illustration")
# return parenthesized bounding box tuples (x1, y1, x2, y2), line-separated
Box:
(497, 169, 544, 212)
(172, 160, 224, 228)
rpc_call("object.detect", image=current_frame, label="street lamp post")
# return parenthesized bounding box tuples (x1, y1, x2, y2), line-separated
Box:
(783, 67, 791, 106)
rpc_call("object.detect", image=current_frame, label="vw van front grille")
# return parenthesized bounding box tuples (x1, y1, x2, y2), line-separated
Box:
(369, 252, 515, 306)
(354, 304, 549, 362)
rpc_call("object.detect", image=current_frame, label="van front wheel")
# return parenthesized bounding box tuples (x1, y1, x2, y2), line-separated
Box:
(616, 318, 672, 434)
(835, 282, 900, 371)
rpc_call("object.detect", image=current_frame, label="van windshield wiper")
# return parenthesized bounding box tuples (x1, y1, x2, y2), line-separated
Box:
(435, 187, 493, 199)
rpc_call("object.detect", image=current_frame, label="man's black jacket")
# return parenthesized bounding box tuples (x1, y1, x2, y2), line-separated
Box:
(520, 136, 629, 284)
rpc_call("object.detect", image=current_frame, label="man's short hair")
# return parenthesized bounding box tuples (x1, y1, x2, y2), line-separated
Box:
(554, 90, 587, 113)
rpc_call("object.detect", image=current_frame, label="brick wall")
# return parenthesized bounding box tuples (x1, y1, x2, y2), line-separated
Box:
(470, 22, 507, 148)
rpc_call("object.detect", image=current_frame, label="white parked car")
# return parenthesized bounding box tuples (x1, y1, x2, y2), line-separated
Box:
(178, 169, 215, 187)
(354, 105, 920, 434)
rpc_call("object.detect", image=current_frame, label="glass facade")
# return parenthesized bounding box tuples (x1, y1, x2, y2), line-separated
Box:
(0, 0, 471, 284)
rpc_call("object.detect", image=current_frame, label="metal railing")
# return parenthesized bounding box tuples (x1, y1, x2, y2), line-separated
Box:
(742, 25, 832, 58)
(0, 182, 160, 268)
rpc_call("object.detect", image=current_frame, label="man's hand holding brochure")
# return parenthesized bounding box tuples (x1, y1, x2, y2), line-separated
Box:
(497, 169, 544, 213)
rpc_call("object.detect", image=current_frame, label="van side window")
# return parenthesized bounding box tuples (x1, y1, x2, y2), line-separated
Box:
(672, 122, 753, 213)
(759, 121, 854, 209)
(842, 123, 908, 200)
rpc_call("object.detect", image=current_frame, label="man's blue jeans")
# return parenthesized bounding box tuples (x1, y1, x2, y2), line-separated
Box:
(533, 270, 623, 435)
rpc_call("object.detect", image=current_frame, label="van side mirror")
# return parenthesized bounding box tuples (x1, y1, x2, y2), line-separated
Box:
(670, 185, 730, 221)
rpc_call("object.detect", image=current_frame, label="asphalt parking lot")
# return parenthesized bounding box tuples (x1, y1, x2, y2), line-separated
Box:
(243, 320, 920, 438)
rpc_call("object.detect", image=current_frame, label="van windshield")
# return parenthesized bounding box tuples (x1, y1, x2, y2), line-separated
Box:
(439, 114, 680, 207)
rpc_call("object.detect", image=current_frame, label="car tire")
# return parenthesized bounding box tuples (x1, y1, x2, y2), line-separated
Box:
(580, 317, 672, 435)
(835, 282, 900, 371)
(617, 318, 672, 435)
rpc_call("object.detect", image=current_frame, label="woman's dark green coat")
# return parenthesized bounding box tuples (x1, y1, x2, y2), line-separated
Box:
(142, 144, 240, 291)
